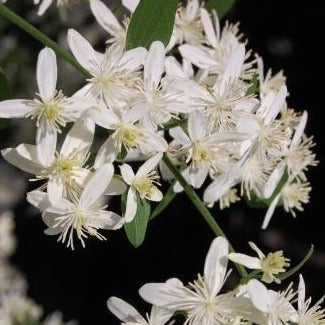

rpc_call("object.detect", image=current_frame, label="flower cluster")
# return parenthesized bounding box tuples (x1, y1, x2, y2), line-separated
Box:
(108, 237, 325, 325)
(0, 211, 74, 325)
(0, 0, 317, 249)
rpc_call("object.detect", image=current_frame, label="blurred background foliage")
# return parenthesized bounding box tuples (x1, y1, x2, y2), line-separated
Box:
(0, 0, 324, 324)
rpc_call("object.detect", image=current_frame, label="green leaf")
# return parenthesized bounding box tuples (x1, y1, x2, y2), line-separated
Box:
(122, 192, 151, 248)
(150, 182, 177, 220)
(246, 73, 259, 96)
(205, 0, 236, 19)
(125, 0, 178, 50)
(278, 245, 314, 281)
(246, 171, 289, 209)
(0, 66, 12, 129)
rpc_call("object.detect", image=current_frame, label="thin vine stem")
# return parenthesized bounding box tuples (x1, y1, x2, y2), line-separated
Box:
(0, 4, 91, 79)
(163, 154, 248, 278)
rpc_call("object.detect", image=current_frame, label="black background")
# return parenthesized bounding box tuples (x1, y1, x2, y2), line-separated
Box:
(1, 0, 324, 324)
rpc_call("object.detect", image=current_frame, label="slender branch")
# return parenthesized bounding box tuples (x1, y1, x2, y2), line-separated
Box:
(163, 154, 248, 278)
(150, 181, 177, 220)
(0, 4, 91, 79)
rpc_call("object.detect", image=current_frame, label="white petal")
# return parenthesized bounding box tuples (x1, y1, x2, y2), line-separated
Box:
(107, 297, 144, 323)
(45, 198, 74, 214)
(119, 47, 147, 71)
(200, 8, 217, 48)
(140, 131, 168, 154)
(105, 178, 127, 195)
(36, 121, 56, 167)
(264, 85, 287, 125)
(291, 111, 307, 148)
(67, 29, 100, 74)
(204, 237, 229, 296)
(60, 116, 95, 157)
(188, 110, 206, 140)
(247, 279, 271, 313)
(37, 0, 54, 15)
(136, 153, 163, 177)
(121, 0, 139, 12)
(150, 306, 174, 325)
(179, 45, 216, 70)
(90, 211, 124, 230)
(1, 144, 42, 174)
(189, 165, 208, 189)
(248, 242, 265, 260)
(144, 41, 165, 91)
(169, 126, 191, 145)
(263, 161, 286, 199)
(90, 0, 121, 35)
(90, 105, 120, 129)
(42, 213, 63, 235)
(228, 253, 262, 269)
(0, 99, 32, 118)
(37, 47, 57, 101)
(80, 164, 114, 208)
(124, 187, 137, 222)
(165, 56, 187, 78)
(47, 177, 64, 205)
(119, 164, 135, 185)
(27, 190, 51, 211)
(298, 274, 306, 311)
(262, 193, 281, 229)
(146, 187, 163, 202)
(94, 136, 118, 170)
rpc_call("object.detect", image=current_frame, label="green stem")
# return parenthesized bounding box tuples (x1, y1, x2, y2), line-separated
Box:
(163, 154, 248, 278)
(0, 4, 91, 79)
(150, 181, 177, 220)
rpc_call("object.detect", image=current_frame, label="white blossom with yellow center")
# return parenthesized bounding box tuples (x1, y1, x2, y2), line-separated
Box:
(229, 242, 290, 284)
(27, 164, 124, 250)
(67, 29, 147, 109)
(2, 116, 95, 205)
(120, 153, 163, 222)
(139, 237, 252, 325)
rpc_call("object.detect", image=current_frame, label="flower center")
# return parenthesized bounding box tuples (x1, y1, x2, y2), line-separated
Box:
(192, 141, 211, 166)
(133, 171, 160, 198)
(116, 124, 143, 150)
(261, 251, 290, 276)
(40, 102, 61, 121)
(51, 157, 76, 179)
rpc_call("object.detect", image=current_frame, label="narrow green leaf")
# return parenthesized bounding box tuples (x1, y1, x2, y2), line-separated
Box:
(150, 182, 177, 220)
(205, 0, 236, 19)
(246, 73, 259, 96)
(246, 171, 289, 209)
(279, 245, 314, 281)
(125, 0, 178, 50)
(122, 192, 151, 248)
(0, 66, 12, 129)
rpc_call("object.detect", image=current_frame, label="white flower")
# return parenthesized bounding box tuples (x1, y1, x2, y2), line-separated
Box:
(229, 242, 290, 284)
(172, 110, 249, 191)
(246, 279, 298, 325)
(2, 116, 94, 205)
(0, 48, 93, 153)
(169, 0, 204, 48)
(132, 41, 194, 130)
(90, 0, 130, 50)
(120, 153, 163, 222)
(107, 296, 174, 325)
(296, 275, 325, 325)
(139, 237, 251, 325)
(67, 29, 146, 109)
(92, 104, 167, 168)
(27, 164, 124, 249)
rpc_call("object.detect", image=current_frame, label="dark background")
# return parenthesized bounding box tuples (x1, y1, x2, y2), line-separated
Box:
(1, 0, 324, 324)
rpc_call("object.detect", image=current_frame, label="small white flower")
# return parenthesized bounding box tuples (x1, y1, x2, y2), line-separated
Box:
(0, 48, 93, 153)
(67, 29, 147, 109)
(229, 242, 290, 284)
(92, 105, 167, 169)
(139, 237, 252, 325)
(120, 153, 163, 222)
(27, 164, 124, 249)
(107, 296, 174, 325)
(133, 41, 194, 130)
(246, 279, 298, 325)
(2, 116, 95, 205)
(296, 275, 325, 325)
(34, 0, 78, 16)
